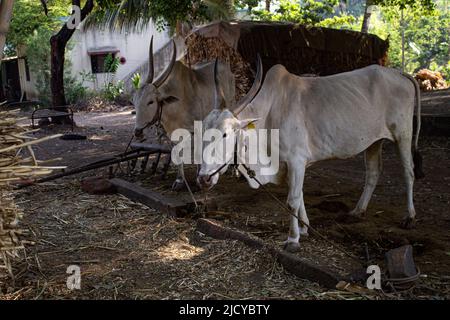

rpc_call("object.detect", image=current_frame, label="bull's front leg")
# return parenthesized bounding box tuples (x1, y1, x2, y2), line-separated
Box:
(171, 164, 201, 192)
(171, 164, 187, 191)
(283, 160, 309, 253)
(172, 135, 198, 192)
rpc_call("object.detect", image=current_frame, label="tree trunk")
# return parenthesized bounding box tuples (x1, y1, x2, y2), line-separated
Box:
(50, 35, 68, 109)
(50, 0, 94, 114)
(265, 0, 271, 12)
(361, 0, 372, 33)
(0, 0, 15, 67)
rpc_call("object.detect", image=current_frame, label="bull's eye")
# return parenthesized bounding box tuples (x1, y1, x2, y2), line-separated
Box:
(147, 100, 154, 105)
(223, 133, 227, 138)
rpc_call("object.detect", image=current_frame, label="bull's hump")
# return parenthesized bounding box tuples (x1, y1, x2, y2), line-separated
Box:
(267, 64, 288, 77)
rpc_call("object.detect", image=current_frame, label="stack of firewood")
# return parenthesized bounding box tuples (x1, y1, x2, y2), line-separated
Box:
(0, 110, 61, 280)
(185, 33, 254, 102)
(415, 69, 448, 91)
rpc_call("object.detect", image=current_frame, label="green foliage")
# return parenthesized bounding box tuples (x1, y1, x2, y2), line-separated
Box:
(372, 0, 435, 10)
(131, 73, 141, 90)
(65, 68, 95, 105)
(5, 0, 72, 55)
(252, 0, 355, 28)
(102, 80, 124, 101)
(104, 53, 120, 73)
(370, 3, 449, 77)
(26, 27, 91, 105)
(25, 27, 53, 105)
(6, 0, 50, 55)
(64, 75, 92, 104)
(235, 0, 259, 11)
(248, 0, 447, 79)
(139, 0, 203, 30)
(317, 14, 356, 28)
(101, 53, 124, 101)
(438, 61, 450, 81)
(87, 0, 235, 32)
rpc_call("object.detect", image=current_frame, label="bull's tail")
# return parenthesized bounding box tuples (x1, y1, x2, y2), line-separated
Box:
(413, 149, 424, 179)
(402, 72, 425, 179)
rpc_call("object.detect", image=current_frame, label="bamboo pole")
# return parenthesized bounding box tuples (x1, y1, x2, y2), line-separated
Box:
(0, 134, 62, 153)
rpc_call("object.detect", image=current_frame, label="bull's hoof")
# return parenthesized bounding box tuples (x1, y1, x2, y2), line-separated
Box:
(171, 180, 201, 192)
(171, 180, 186, 191)
(299, 229, 309, 237)
(400, 217, 416, 230)
(348, 208, 365, 217)
(283, 241, 301, 253)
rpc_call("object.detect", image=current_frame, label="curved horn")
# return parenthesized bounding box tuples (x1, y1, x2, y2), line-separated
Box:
(214, 58, 226, 110)
(153, 39, 177, 88)
(146, 36, 155, 84)
(233, 54, 263, 116)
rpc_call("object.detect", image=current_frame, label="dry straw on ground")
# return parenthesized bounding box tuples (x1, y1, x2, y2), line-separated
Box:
(0, 109, 61, 280)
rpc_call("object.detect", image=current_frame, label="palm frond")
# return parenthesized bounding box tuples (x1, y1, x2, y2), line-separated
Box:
(203, 0, 235, 21)
(84, 0, 234, 33)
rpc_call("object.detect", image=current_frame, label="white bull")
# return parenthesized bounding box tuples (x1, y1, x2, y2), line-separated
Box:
(197, 63, 423, 252)
(133, 37, 235, 190)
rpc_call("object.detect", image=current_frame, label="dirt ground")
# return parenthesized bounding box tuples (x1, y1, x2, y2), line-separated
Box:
(1, 108, 449, 300)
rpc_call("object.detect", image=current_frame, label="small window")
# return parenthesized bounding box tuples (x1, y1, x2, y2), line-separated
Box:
(90, 53, 116, 74)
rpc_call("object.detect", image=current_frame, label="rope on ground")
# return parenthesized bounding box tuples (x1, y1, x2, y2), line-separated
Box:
(238, 164, 364, 265)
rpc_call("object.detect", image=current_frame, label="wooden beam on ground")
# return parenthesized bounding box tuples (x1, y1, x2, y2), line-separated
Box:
(196, 218, 343, 289)
(110, 178, 197, 217)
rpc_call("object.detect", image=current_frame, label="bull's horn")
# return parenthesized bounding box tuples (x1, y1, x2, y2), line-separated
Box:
(153, 39, 177, 88)
(146, 36, 155, 84)
(213, 58, 226, 110)
(233, 54, 263, 116)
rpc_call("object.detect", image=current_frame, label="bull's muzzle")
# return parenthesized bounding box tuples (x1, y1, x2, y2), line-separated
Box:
(134, 128, 144, 138)
(197, 173, 219, 190)
(197, 174, 212, 190)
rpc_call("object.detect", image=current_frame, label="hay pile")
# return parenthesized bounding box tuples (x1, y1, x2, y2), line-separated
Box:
(415, 69, 448, 91)
(0, 110, 61, 280)
(186, 33, 254, 101)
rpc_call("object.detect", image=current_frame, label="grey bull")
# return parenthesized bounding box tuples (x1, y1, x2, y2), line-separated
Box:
(197, 63, 423, 252)
(133, 37, 235, 190)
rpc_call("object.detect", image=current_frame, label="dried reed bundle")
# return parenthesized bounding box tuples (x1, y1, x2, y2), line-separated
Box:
(0, 109, 61, 280)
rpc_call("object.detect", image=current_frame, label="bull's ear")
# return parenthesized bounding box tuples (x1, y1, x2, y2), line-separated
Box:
(162, 96, 179, 105)
(239, 118, 259, 130)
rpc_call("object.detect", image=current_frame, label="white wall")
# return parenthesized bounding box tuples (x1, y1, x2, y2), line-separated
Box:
(18, 21, 169, 101)
(70, 22, 170, 91)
